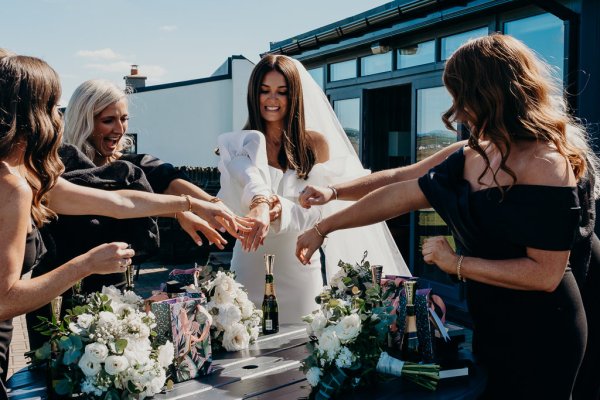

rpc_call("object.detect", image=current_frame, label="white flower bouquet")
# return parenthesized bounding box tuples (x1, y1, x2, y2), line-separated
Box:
(29, 286, 174, 399)
(302, 253, 439, 399)
(195, 269, 262, 352)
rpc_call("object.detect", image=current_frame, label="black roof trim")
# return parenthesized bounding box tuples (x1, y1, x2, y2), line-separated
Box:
(265, 0, 479, 57)
(132, 56, 242, 93)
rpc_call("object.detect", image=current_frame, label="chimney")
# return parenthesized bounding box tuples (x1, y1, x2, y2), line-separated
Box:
(124, 64, 147, 91)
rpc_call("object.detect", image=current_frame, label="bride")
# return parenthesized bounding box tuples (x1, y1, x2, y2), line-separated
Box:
(217, 55, 409, 323)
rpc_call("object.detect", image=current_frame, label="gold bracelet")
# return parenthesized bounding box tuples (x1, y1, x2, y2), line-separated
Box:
(209, 197, 222, 203)
(181, 194, 193, 212)
(250, 195, 271, 210)
(314, 222, 328, 238)
(456, 255, 466, 282)
(327, 185, 338, 200)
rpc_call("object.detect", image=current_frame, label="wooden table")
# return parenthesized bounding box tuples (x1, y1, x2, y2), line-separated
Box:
(7, 324, 486, 399)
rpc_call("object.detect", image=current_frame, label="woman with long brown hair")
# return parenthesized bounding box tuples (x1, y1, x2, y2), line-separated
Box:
(0, 54, 245, 393)
(297, 34, 588, 398)
(217, 55, 409, 323)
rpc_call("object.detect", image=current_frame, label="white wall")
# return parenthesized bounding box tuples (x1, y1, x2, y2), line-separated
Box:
(127, 56, 254, 167)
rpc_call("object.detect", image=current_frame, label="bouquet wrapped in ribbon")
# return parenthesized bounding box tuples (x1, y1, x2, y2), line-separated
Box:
(160, 265, 262, 353)
(301, 253, 439, 399)
(29, 286, 173, 399)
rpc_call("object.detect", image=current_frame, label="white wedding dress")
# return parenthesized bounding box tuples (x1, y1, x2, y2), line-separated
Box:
(217, 130, 410, 323)
(216, 58, 409, 323)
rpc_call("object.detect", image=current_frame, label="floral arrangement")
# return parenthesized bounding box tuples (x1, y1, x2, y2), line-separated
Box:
(302, 253, 439, 399)
(194, 268, 262, 352)
(29, 286, 174, 399)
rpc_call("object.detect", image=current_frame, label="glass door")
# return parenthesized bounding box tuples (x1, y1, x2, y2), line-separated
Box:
(411, 80, 468, 322)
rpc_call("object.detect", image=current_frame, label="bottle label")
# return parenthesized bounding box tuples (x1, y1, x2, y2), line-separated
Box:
(265, 319, 273, 331)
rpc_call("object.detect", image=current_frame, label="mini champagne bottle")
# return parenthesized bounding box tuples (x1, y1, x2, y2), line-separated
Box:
(262, 254, 279, 335)
(401, 280, 420, 362)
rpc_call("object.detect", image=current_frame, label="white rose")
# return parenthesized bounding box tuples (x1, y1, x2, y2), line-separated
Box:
(310, 312, 328, 337)
(122, 290, 142, 304)
(329, 270, 347, 291)
(216, 304, 242, 330)
(76, 313, 94, 329)
(157, 341, 175, 369)
(213, 284, 233, 305)
(85, 342, 109, 363)
(335, 314, 361, 343)
(306, 366, 322, 387)
(239, 299, 255, 319)
(97, 311, 118, 329)
(78, 354, 101, 377)
(101, 285, 122, 299)
(222, 323, 250, 351)
(235, 288, 249, 303)
(124, 338, 152, 365)
(104, 355, 129, 375)
(317, 327, 340, 360)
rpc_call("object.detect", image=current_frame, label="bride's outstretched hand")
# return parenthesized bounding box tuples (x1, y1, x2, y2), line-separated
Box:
(242, 203, 270, 252)
(191, 198, 251, 240)
(299, 185, 333, 209)
(296, 227, 324, 265)
(175, 211, 228, 249)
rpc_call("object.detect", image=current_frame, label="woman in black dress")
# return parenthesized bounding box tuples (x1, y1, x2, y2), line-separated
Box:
(0, 54, 245, 395)
(297, 34, 588, 399)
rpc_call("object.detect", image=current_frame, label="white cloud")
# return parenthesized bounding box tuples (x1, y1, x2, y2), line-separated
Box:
(159, 25, 178, 32)
(77, 48, 121, 60)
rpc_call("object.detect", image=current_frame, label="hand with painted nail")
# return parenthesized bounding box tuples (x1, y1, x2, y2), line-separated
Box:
(242, 203, 270, 252)
(175, 211, 229, 250)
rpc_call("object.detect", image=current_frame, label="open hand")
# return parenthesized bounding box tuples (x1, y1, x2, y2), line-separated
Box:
(421, 236, 457, 273)
(175, 211, 229, 249)
(299, 185, 333, 209)
(242, 203, 270, 252)
(296, 227, 324, 265)
(191, 198, 251, 239)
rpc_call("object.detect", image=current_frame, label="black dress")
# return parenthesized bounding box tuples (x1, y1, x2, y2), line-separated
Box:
(0, 226, 46, 396)
(418, 148, 586, 399)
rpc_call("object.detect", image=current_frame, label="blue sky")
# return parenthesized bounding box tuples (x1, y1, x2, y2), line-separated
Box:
(1, 0, 389, 105)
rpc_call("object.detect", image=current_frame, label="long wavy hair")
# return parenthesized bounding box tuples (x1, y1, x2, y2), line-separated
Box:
(244, 54, 315, 179)
(0, 55, 65, 226)
(63, 79, 133, 162)
(442, 34, 594, 194)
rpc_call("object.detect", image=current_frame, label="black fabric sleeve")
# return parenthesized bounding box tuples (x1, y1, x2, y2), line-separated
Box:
(120, 153, 189, 194)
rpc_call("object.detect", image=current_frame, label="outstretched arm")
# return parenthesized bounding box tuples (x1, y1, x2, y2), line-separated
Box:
(296, 179, 429, 264)
(47, 177, 247, 237)
(299, 140, 466, 207)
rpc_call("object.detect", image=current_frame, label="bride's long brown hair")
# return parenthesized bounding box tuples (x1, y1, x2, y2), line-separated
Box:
(0, 55, 65, 226)
(245, 55, 315, 179)
(442, 34, 586, 190)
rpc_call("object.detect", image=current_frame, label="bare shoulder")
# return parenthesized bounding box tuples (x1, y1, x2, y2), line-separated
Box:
(306, 130, 330, 162)
(0, 163, 32, 207)
(521, 143, 576, 187)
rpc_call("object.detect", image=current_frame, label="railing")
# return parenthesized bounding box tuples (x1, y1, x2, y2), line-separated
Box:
(158, 167, 232, 264)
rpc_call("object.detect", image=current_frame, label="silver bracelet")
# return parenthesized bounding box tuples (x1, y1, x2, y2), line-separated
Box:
(327, 185, 338, 200)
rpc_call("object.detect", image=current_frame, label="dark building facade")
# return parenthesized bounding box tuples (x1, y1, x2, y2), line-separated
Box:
(268, 0, 600, 321)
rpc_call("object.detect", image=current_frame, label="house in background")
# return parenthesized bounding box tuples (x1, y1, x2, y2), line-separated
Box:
(125, 55, 254, 167)
(267, 0, 600, 322)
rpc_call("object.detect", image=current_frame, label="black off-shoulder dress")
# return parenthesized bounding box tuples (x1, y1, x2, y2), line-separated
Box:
(0, 226, 46, 396)
(418, 148, 586, 399)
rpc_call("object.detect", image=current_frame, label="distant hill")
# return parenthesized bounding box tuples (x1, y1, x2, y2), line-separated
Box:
(417, 129, 458, 140)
